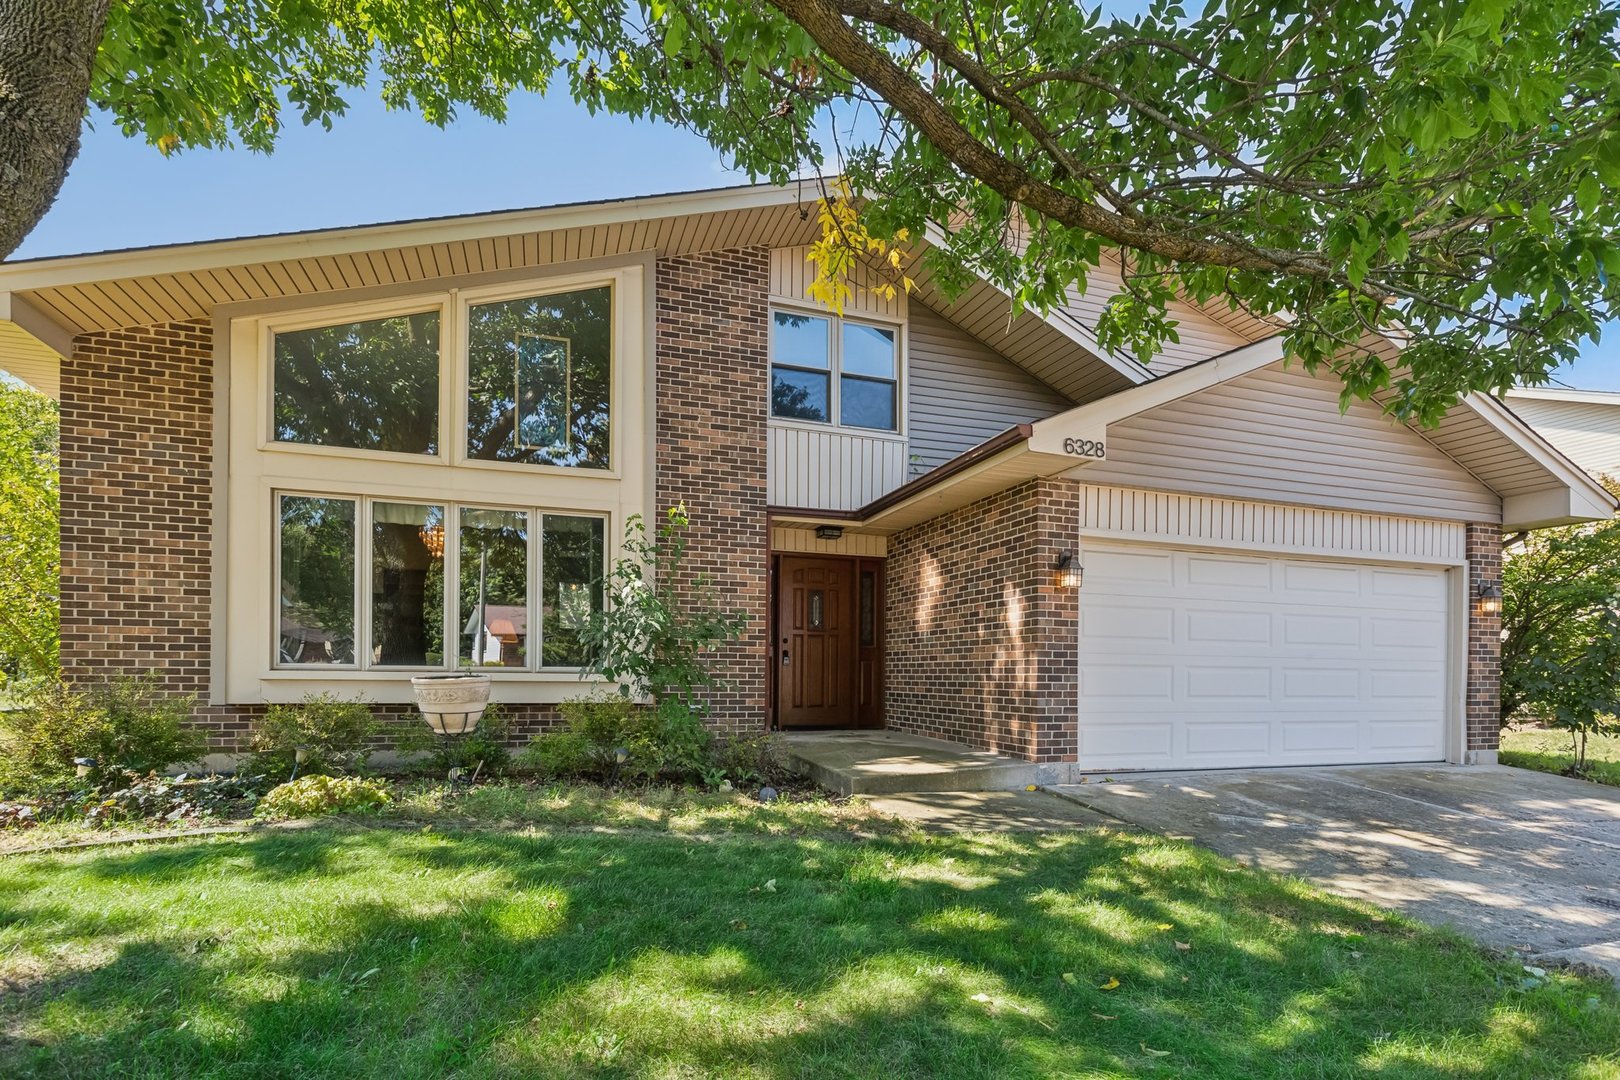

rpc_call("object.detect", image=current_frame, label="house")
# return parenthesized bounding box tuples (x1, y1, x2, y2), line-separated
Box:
(1504, 387, 1620, 483)
(0, 182, 1611, 777)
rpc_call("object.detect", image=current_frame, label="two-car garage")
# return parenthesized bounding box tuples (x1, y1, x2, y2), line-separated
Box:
(1076, 541, 1454, 771)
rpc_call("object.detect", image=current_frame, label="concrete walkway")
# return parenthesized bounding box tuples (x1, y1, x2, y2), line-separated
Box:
(1052, 764, 1620, 979)
(781, 730, 1039, 795)
(865, 789, 1119, 831)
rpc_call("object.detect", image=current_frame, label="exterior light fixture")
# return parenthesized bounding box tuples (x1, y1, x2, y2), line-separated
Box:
(1054, 550, 1083, 590)
(1478, 579, 1503, 615)
(815, 525, 845, 541)
(73, 757, 97, 779)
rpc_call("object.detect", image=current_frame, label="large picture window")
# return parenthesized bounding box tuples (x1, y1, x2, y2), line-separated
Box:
(466, 286, 613, 469)
(273, 493, 607, 672)
(273, 311, 441, 454)
(769, 308, 899, 432)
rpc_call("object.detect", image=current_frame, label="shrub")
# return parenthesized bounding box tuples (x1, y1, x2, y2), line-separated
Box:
(249, 693, 377, 779)
(521, 694, 713, 783)
(0, 675, 204, 792)
(257, 775, 391, 818)
(396, 704, 512, 777)
(706, 733, 787, 788)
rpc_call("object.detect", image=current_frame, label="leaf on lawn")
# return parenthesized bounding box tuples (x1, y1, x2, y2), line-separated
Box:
(1091, 1012, 1116, 1021)
(1174, 941, 1191, 952)
(1061, 972, 1078, 986)
(1141, 1044, 1170, 1057)
(730, 919, 749, 930)
(970, 992, 993, 1003)
(1349, 950, 1363, 960)
(1155, 923, 1174, 931)
(1099, 977, 1120, 991)
(764, 879, 778, 892)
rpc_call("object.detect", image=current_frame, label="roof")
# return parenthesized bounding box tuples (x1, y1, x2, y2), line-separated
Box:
(0, 180, 1270, 404)
(1505, 386, 1620, 406)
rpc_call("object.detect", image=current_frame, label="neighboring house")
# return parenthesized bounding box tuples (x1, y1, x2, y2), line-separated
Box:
(0, 182, 1611, 777)
(1504, 387, 1620, 483)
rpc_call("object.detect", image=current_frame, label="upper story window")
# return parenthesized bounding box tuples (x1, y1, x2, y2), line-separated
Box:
(770, 309, 899, 432)
(273, 311, 441, 454)
(467, 286, 612, 469)
(268, 283, 612, 470)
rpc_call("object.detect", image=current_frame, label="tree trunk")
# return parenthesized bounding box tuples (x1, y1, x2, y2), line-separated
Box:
(0, 0, 110, 259)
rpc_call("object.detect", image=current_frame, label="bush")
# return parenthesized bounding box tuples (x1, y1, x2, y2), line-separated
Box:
(396, 704, 512, 777)
(257, 775, 391, 818)
(0, 676, 204, 792)
(249, 693, 377, 779)
(706, 733, 787, 788)
(521, 694, 717, 784)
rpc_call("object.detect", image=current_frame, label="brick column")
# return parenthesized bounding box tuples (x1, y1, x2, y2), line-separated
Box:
(1465, 522, 1504, 763)
(885, 476, 1080, 763)
(653, 248, 771, 734)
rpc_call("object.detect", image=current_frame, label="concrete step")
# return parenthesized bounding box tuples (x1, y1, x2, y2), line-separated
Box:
(779, 730, 1040, 796)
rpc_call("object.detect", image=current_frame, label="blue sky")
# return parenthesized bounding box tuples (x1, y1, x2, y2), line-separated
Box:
(17, 92, 1620, 391)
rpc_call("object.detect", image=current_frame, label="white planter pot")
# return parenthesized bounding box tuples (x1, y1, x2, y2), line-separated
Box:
(410, 673, 492, 735)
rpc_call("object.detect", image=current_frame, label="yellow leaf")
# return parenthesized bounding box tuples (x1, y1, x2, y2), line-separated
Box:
(1155, 923, 1174, 931)
(1099, 977, 1120, 991)
(1061, 972, 1078, 986)
(1091, 1012, 1117, 1021)
(156, 133, 180, 156)
(1142, 1044, 1170, 1058)
(1025, 784, 1038, 791)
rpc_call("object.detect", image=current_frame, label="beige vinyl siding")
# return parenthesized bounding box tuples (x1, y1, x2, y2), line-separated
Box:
(1055, 256, 1250, 374)
(907, 303, 1072, 477)
(1503, 395, 1620, 479)
(769, 247, 903, 319)
(1077, 484, 1469, 564)
(771, 526, 888, 556)
(1077, 362, 1502, 523)
(767, 427, 908, 511)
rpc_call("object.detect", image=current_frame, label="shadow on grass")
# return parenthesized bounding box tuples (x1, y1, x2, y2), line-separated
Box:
(1, 825, 1617, 1078)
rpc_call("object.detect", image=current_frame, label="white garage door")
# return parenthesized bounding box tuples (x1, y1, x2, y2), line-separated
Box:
(1077, 542, 1452, 770)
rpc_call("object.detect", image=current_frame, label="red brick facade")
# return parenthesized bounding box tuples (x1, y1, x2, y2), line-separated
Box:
(653, 248, 771, 733)
(884, 477, 1080, 762)
(1466, 521, 1504, 757)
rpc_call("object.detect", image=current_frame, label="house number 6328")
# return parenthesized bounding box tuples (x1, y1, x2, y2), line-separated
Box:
(1062, 437, 1105, 458)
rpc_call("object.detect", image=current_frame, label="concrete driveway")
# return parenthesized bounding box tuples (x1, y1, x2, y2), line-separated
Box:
(1052, 764, 1620, 979)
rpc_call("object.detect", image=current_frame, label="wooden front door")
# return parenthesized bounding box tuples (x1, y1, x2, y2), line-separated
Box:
(776, 555, 858, 728)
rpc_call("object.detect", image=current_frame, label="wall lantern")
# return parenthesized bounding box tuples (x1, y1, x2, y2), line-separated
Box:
(1054, 551, 1083, 590)
(815, 525, 845, 541)
(1477, 579, 1503, 615)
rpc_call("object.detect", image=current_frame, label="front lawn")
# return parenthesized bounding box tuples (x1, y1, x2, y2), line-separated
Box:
(2, 822, 1617, 1077)
(1500, 727, 1620, 788)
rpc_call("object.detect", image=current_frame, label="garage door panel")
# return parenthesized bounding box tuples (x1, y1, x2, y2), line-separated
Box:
(1080, 601, 1175, 643)
(1185, 553, 1273, 589)
(1077, 541, 1451, 770)
(1185, 666, 1272, 700)
(1185, 722, 1272, 757)
(1186, 608, 1273, 645)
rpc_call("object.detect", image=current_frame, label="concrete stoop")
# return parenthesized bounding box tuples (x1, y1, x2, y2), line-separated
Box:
(779, 730, 1040, 797)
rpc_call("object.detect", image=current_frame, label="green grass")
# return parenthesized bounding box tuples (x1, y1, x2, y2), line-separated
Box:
(0, 781, 910, 854)
(2, 823, 1618, 1078)
(1501, 727, 1620, 787)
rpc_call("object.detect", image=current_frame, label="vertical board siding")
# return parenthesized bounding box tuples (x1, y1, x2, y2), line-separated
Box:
(769, 246, 904, 318)
(767, 426, 907, 510)
(1502, 395, 1620, 479)
(1078, 363, 1503, 523)
(770, 527, 889, 557)
(907, 303, 1072, 476)
(1078, 484, 1468, 563)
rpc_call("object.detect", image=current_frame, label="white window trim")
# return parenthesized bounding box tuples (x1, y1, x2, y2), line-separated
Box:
(768, 301, 907, 437)
(224, 263, 650, 705)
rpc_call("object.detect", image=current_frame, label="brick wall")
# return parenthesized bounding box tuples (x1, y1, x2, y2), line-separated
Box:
(653, 248, 771, 733)
(884, 477, 1080, 762)
(1466, 521, 1504, 756)
(60, 322, 215, 699)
